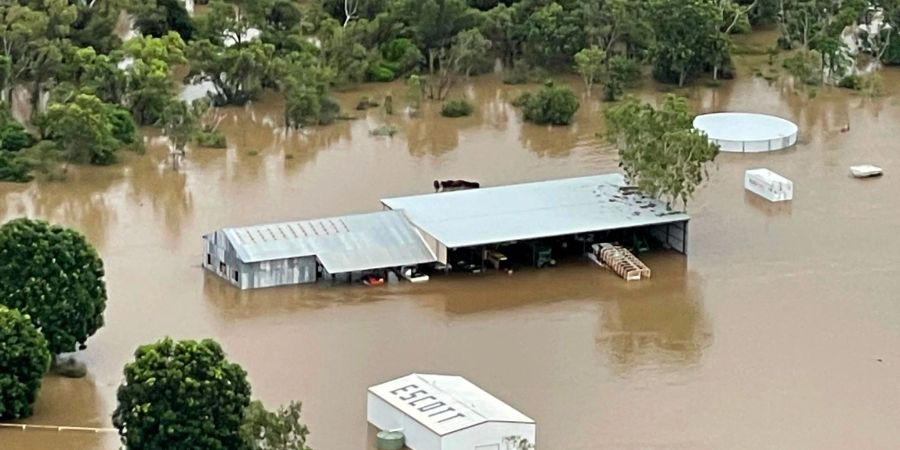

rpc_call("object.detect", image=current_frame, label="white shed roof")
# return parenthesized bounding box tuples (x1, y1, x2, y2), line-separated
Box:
(381, 174, 689, 248)
(368, 373, 534, 436)
(220, 211, 436, 273)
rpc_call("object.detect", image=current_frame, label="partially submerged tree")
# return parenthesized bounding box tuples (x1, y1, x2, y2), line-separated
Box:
(651, 0, 723, 86)
(604, 95, 719, 209)
(0, 218, 107, 354)
(241, 400, 313, 450)
(513, 81, 580, 126)
(130, 0, 195, 40)
(574, 46, 606, 95)
(0, 306, 51, 419)
(42, 93, 122, 166)
(122, 32, 187, 125)
(113, 338, 251, 450)
(188, 39, 276, 105)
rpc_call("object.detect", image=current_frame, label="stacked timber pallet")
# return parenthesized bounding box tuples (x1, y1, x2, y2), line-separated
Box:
(592, 243, 651, 281)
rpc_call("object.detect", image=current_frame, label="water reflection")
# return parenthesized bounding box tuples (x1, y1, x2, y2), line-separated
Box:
(0, 376, 118, 450)
(594, 259, 712, 372)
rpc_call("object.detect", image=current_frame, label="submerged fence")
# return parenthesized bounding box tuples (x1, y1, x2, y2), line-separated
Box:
(0, 422, 117, 433)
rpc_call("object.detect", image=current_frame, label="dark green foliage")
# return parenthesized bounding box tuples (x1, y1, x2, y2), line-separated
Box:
(133, 0, 195, 41)
(513, 82, 580, 125)
(441, 98, 474, 117)
(0, 121, 37, 153)
(604, 56, 640, 101)
(0, 306, 51, 419)
(241, 401, 313, 450)
(112, 338, 251, 450)
(105, 106, 137, 145)
(0, 152, 32, 182)
(883, 36, 900, 65)
(0, 218, 107, 354)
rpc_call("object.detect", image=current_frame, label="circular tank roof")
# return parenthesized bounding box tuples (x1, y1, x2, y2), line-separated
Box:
(693, 112, 798, 142)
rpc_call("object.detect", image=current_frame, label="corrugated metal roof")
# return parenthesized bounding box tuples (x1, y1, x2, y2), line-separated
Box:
(368, 373, 534, 436)
(221, 211, 436, 273)
(381, 173, 690, 248)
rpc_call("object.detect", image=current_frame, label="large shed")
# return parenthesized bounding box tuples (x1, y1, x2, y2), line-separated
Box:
(368, 373, 536, 450)
(381, 173, 690, 264)
(202, 210, 436, 289)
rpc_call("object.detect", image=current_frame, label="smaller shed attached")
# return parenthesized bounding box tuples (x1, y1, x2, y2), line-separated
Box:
(368, 373, 536, 450)
(202, 211, 436, 289)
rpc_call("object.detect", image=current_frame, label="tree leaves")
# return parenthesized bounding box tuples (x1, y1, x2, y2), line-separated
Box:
(0, 306, 51, 419)
(604, 94, 719, 210)
(0, 218, 106, 355)
(113, 338, 251, 450)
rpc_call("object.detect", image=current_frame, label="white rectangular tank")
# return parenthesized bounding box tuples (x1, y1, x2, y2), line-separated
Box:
(744, 168, 793, 202)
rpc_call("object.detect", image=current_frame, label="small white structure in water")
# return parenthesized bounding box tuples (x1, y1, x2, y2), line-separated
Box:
(368, 373, 536, 450)
(745, 169, 793, 202)
(850, 164, 883, 178)
(694, 113, 798, 153)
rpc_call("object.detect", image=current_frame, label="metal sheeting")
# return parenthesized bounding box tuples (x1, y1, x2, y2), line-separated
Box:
(220, 211, 436, 273)
(381, 173, 690, 249)
(368, 373, 534, 436)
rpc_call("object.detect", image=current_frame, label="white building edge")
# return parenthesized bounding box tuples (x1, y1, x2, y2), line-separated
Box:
(368, 373, 536, 450)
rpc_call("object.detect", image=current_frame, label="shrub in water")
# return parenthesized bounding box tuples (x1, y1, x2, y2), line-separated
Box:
(514, 82, 580, 126)
(441, 99, 474, 118)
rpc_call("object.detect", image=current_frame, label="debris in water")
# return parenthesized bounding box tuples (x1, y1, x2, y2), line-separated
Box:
(850, 165, 883, 178)
(370, 125, 398, 137)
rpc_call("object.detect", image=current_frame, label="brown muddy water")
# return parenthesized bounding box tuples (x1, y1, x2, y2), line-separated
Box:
(3, 59, 900, 450)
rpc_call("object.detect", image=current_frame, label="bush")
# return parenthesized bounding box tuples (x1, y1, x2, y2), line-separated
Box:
(367, 65, 396, 82)
(0, 306, 51, 419)
(0, 121, 37, 153)
(0, 218, 107, 354)
(0, 152, 32, 182)
(514, 82, 580, 126)
(838, 74, 864, 90)
(105, 106, 137, 145)
(441, 99, 474, 117)
(113, 338, 251, 450)
(782, 51, 822, 85)
(195, 126, 227, 148)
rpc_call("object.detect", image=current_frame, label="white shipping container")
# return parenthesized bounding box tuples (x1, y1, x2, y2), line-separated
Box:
(368, 373, 536, 450)
(744, 168, 793, 202)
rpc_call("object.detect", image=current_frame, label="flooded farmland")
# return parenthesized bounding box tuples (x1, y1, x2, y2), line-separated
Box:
(2, 58, 900, 450)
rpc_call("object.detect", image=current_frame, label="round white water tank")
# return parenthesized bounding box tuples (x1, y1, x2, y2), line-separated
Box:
(693, 112, 798, 153)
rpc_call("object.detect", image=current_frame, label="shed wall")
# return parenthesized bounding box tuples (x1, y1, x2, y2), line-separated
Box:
(203, 233, 317, 289)
(649, 220, 689, 254)
(368, 392, 442, 450)
(442, 422, 536, 450)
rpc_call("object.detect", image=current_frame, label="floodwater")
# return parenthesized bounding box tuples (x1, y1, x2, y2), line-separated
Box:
(3, 50, 900, 450)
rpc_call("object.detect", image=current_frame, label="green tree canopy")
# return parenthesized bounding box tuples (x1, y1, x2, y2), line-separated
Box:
(651, 0, 723, 86)
(188, 38, 276, 105)
(241, 400, 313, 450)
(131, 0, 195, 40)
(0, 306, 51, 419)
(112, 338, 251, 450)
(513, 81, 580, 126)
(574, 45, 606, 94)
(42, 93, 122, 165)
(123, 32, 187, 125)
(604, 94, 719, 209)
(0, 218, 107, 354)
